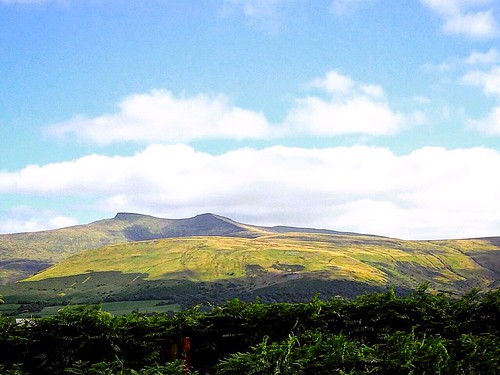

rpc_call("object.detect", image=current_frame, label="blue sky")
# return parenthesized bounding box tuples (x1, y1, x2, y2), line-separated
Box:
(1, 0, 500, 239)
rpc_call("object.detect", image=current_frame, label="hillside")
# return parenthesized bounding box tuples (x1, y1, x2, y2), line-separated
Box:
(3, 230, 499, 308)
(2, 213, 500, 309)
(0, 213, 264, 284)
(0, 212, 377, 285)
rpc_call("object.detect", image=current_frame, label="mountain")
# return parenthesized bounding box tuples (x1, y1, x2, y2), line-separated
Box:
(0, 212, 366, 284)
(0, 213, 244, 284)
(1, 228, 499, 310)
(1, 213, 499, 310)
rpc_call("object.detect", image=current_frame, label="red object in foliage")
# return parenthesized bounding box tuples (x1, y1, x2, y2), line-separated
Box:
(181, 337, 191, 371)
(182, 336, 191, 352)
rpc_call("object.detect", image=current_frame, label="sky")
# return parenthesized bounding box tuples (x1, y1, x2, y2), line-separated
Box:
(1, 0, 500, 239)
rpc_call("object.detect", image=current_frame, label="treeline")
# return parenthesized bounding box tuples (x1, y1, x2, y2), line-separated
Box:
(0, 285, 499, 374)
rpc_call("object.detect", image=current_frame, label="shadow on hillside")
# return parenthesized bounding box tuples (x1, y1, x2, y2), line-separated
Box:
(2, 270, 402, 308)
(0, 259, 53, 285)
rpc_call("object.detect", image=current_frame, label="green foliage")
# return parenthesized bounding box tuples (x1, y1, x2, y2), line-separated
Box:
(0, 287, 499, 374)
(215, 335, 301, 375)
(63, 360, 192, 375)
(216, 332, 378, 375)
(382, 331, 451, 374)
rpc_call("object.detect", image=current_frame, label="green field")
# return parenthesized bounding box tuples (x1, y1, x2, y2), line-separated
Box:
(1, 300, 181, 318)
(0, 303, 20, 316)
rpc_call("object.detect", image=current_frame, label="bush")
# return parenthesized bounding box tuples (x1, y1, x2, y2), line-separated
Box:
(0, 287, 499, 374)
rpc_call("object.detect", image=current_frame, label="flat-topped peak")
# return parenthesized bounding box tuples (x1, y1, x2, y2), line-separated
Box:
(114, 212, 154, 220)
(114, 212, 224, 222)
(192, 212, 218, 219)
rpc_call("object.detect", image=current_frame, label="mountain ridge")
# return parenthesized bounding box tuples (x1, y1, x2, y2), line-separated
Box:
(0, 212, 373, 284)
(1, 213, 500, 305)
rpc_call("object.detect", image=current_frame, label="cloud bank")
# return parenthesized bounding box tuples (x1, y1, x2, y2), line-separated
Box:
(2, 144, 500, 239)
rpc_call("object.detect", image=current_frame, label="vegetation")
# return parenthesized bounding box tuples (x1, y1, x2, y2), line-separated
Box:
(3, 213, 500, 297)
(0, 300, 181, 318)
(0, 286, 499, 374)
(7, 232, 498, 305)
(0, 213, 258, 285)
(1, 270, 387, 316)
(1, 214, 499, 373)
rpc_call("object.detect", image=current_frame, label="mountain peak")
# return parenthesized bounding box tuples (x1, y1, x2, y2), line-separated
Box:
(109, 212, 255, 241)
(193, 212, 218, 219)
(114, 212, 152, 221)
(114, 212, 223, 222)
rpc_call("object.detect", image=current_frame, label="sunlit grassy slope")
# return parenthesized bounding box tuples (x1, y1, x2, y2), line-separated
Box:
(0, 213, 260, 284)
(25, 232, 500, 294)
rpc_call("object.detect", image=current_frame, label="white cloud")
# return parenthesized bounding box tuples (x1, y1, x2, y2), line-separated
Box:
(443, 9, 498, 38)
(285, 96, 404, 136)
(421, 0, 500, 39)
(310, 71, 355, 94)
(467, 106, 500, 134)
(461, 57, 500, 136)
(462, 65, 500, 97)
(466, 48, 500, 65)
(359, 84, 385, 99)
(422, 48, 498, 75)
(48, 90, 273, 145)
(286, 71, 420, 136)
(47, 72, 421, 142)
(0, 206, 77, 234)
(1, 144, 500, 239)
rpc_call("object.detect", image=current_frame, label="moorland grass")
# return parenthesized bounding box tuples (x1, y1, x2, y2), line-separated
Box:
(24, 233, 498, 294)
